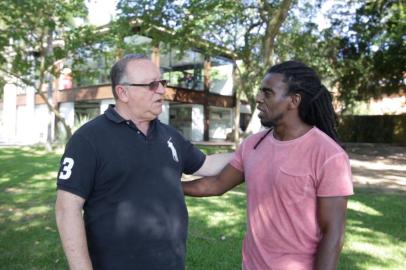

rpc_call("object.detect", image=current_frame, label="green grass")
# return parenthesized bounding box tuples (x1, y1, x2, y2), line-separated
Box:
(0, 146, 65, 269)
(0, 146, 405, 269)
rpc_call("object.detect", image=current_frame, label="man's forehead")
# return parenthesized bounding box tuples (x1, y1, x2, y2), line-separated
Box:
(127, 58, 154, 68)
(262, 73, 285, 85)
(126, 59, 160, 75)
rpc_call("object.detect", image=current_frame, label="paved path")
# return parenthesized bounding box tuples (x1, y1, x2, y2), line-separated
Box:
(346, 143, 406, 193)
(183, 143, 406, 194)
(2, 141, 404, 193)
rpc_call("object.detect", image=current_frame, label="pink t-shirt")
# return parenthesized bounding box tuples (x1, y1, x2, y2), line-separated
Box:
(230, 127, 353, 270)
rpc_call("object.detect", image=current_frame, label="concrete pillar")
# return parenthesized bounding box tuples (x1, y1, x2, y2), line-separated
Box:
(158, 101, 169, 124)
(25, 86, 36, 144)
(2, 83, 17, 144)
(34, 104, 50, 143)
(191, 105, 204, 141)
(151, 45, 160, 67)
(15, 105, 27, 143)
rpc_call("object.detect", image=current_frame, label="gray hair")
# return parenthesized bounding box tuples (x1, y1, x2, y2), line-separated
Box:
(110, 54, 149, 99)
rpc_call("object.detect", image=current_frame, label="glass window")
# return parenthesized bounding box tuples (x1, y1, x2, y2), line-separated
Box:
(74, 100, 100, 126)
(209, 106, 233, 140)
(72, 35, 153, 87)
(209, 56, 234, 96)
(169, 104, 193, 139)
(161, 48, 204, 91)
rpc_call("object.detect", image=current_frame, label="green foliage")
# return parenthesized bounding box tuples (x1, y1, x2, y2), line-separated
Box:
(325, 0, 406, 108)
(195, 144, 234, 155)
(115, 0, 296, 109)
(0, 0, 90, 83)
(338, 114, 406, 145)
(0, 76, 5, 99)
(275, 3, 336, 84)
(0, 0, 108, 139)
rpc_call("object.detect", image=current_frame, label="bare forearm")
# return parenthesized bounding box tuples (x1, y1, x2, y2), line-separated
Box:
(56, 208, 93, 270)
(314, 232, 344, 270)
(182, 176, 224, 197)
(315, 196, 348, 270)
(194, 153, 233, 176)
(184, 164, 244, 197)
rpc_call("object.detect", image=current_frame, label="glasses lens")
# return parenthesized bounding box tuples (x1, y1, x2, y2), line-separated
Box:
(149, 80, 167, 91)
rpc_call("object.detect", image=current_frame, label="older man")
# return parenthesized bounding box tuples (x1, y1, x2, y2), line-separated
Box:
(55, 54, 231, 270)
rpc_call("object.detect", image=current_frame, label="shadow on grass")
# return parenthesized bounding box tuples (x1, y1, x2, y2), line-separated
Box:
(185, 185, 246, 270)
(186, 186, 406, 270)
(0, 147, 67, 270)
(1, 147, 405, 269)
(339, 188, 406, 269)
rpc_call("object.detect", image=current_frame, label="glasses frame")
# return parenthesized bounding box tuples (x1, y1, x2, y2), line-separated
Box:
(120, 80, 168, 91)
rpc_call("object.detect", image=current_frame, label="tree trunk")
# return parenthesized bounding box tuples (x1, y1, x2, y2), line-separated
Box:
(203, 57, 211, 141)
(263, 0, 293, 67)
(36, 90, 72, 139)
(233, 95, 241, 147)
(39, 29, 72, 148)
(244, 0, 293, 135)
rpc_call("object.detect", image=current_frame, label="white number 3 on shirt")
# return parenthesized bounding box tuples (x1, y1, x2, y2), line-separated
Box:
(59, 157, 75, 180)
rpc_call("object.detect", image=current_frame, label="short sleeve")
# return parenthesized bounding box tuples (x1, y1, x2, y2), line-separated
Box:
(181, 139, 206, 175)
(230, 142, 244, 172)
(316, 152, 354, 197)
(56, 133, 97, 199)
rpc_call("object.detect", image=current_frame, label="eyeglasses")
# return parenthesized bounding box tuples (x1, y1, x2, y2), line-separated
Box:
(120, 80, 168, 91)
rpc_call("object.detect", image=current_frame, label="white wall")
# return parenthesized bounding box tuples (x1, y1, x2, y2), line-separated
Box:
(34, 104, 51, 143)
(59, 102, 75, 128)
(2, 84, 17, 144)
(15, 105, 28, 143)
(25, 87, 36, 144)
(209, 64, 234, 96)
(100, 99, 115, 114)
(191, 105, 204, 141)
(158, 101, 170, 124)
(11, 86, 45, 144)
(0, 108, 4, 142)
(209, 107, 233, 140)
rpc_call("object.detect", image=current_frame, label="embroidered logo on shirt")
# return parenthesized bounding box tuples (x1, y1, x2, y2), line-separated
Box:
(167, 137, 179, 162)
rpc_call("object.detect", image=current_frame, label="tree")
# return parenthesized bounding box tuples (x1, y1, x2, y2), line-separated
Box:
(0, 0, 101, 144)
(324, 0, 406, 111)
(115, 0, 295, 141)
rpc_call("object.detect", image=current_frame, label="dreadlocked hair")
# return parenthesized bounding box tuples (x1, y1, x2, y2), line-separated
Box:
(267, 61, 342, 146)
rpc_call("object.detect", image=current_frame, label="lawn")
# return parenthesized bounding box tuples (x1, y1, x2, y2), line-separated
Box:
(0, 146, 405, 269)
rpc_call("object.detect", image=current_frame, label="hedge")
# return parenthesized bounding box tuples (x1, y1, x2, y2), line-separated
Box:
(337, 114, 406, 145)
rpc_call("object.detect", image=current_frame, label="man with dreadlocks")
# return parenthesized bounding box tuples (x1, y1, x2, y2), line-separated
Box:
(183, 61, 353, 270)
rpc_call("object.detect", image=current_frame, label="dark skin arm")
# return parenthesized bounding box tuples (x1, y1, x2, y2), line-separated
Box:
(182, 164, 244, 196)
(314, 196, 349, 270)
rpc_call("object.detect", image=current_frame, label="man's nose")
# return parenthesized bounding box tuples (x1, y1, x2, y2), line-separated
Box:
(256, 91, 264, 102)
(155, 82, 166, 94)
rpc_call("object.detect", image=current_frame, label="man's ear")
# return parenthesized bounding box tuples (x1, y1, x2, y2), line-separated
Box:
(289, 93, 302, 110)
(116, 85, 129, 102)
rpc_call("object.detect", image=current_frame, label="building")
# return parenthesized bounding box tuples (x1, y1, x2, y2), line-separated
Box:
(0, 32, 251, 145)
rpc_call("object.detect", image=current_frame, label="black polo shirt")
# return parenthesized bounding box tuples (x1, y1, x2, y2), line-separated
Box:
(57, 105, 205, 270)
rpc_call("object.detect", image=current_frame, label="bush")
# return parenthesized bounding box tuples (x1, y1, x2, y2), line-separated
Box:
(338, 114, 406, 145)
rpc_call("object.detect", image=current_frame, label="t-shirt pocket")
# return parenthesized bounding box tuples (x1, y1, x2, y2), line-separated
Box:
(276, 167, 312, 205)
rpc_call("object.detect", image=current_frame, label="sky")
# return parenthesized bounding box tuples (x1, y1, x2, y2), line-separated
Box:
(87, 0, 117, 26)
